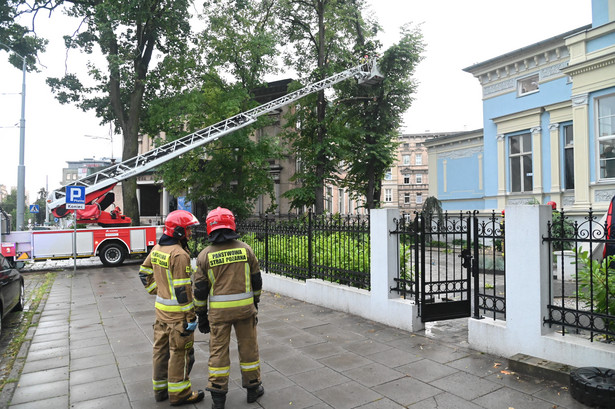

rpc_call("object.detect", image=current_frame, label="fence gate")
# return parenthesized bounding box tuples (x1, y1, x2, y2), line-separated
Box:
(417, 212, 475, 323)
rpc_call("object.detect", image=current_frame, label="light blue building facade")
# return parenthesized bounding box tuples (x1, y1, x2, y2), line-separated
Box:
(425, 0, 615, 213)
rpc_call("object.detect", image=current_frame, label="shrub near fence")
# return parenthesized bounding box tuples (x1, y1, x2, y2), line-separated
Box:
(192, 213, 371, 290)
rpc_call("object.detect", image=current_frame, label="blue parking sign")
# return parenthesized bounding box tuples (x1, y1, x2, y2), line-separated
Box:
(29, 204, 39, 213)
(66, 185, 86, 209)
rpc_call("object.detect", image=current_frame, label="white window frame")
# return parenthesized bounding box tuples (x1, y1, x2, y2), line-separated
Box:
(517, 74, 539, 97)
(597, 94, 615, 180)
(404, 192, 411, 204)
(384, 168, 393, 181)
(402, 155, 410, 165)
(384, 189, 392, 202)
(416, 173, 423, 184)
(403, 175, 410, 185)
(415, 154, 423, 165)
(416, 192, 423, 204)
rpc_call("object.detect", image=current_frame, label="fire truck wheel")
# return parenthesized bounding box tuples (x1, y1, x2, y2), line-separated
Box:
(570, 367, 615, 407)
(99, 243, 126, 267)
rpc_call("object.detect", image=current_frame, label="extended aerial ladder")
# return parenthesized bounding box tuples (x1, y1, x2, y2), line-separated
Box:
(47, 59, 383, 225)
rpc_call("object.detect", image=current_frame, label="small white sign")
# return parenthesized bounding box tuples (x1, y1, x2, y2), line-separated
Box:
(66, 203, 86, 210)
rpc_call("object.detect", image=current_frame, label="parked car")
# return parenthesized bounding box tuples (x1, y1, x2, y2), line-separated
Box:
(0, 255, 24, 337)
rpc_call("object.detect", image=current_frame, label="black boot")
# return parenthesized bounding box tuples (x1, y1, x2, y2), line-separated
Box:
(210, 391, 226, 409)
(247, 385, 264, 403)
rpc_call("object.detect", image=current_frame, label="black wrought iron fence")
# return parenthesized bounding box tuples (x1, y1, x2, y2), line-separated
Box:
(390, 211, 506, 320)
(543, 208, 615, 342)
(475, 211, 506, 320)
(192, 213, 370, 290)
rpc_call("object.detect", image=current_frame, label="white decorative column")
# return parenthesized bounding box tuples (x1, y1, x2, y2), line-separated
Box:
(572, 93, 591, 208)
(531, 127, 543, 194)
(497, 134, 507, 209)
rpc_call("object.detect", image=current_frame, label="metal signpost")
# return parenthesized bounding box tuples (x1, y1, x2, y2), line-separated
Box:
(66, 186, 86, 272)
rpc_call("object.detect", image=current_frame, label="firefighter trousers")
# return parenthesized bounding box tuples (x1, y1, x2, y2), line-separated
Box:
(207, 315, 261, 392)
(152, 320, 196, 404)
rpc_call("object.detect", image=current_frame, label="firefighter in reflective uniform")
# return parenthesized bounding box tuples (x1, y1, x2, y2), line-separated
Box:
(139, 210, 205, 406)
(194, 207, 264, 409)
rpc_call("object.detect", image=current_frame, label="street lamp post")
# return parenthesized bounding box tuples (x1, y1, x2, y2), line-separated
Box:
(0, 43, 27, 231)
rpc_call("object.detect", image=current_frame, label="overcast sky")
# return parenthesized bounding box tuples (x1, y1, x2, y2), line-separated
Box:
(0, 0, 592, 203)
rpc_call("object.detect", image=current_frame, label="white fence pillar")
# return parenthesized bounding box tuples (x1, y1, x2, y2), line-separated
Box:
(469, 205, 615, 368)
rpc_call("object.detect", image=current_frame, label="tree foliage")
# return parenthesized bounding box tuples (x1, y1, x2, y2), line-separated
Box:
(278, 0, 375, 213)
(0, 188, 28, 230)
(337, 24, 424, 209)
(14, 0, 195, 225)
(141, 0, 282, 220)
(0, 0, 46, 71)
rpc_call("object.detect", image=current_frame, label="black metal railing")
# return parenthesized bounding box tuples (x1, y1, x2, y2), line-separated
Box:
(390, 211, 506, 320)
(543, 208, 615, 342)
(475, 211, 506, 320)
(193, 212, 370, 290)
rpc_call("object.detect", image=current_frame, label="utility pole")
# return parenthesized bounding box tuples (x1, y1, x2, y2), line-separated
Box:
(0, 43, 27, 231)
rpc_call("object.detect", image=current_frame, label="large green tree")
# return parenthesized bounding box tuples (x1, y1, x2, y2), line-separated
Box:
(142, 0, 282, 220)
(277, 0, 374, 214)
(337, 24, 424, 209)
(12, 0, 195, 226)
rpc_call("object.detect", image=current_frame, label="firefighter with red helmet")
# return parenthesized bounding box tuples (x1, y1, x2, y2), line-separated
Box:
(193, 207, 264, 409)
(139, 210, 205, 406)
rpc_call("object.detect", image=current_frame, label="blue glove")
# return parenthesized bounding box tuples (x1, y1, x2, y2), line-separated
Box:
(186, 321, 197, 332)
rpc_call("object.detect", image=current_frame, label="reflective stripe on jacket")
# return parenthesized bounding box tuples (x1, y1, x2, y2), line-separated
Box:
(140, 242, 196, 323)
(194, 239, 259, 323)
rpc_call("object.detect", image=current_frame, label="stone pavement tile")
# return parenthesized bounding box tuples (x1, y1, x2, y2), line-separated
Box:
(70, 376, 125, 404)
(70, 352, 116, 371)
(70, 321, 103, 334)
(305, 403, 334, 409)
(129, 396, 177, 409)
(259, 342, 297, 361)
(407, 392, 485, 409)
(373, 376, 442, 407)
(260, 369, 297, 392)
(307, 324, 367, 344)
(223, 387, 263, 409)
(318, 352, 372, 372)
(30, 330, 67, 343)
(355, 397, 405, 408)
(343, 362, 405, 387)
(124, 377, 155, 402)
(385, 334, 429, 352)
(289, 315, 330, 330)
(23, 346, 68, 361)
(367, 347, 422, 367)
(318, 380, 383, 409)
(289, 366, 351, 391)
(267, 353, 324, 376)
(532, 381, 590, 409)
(69, 392, 130, 409)
(484, 371, 546, 395)
(119, 364, 152, 384)
(32, 324, 69, 336)
(27, 338, 68, 352)
(69, 327, 106, 340)
(35, 320, 68, 329)
(116, 351, 152, 369)
(108, 339, 152, 356)
(70, 343, 114, 359)
(10, 380, 68, 405)
(430, 372, 502, 401)
(263, 323, 306, 339)
(411, 342, 470, 364)
(396, 359, 458, 383)
(472, 386, 571, 409)
(256, 384, 324, 409)
(447, 352, 505, 377)
(298, 342, 346, 359)
(70, 363, 120, 386)
(16, 367, 69, 387)
(9, 395, 68, 409)
(69, 335, 109, 349)
(21, 355, 69, 374)
(343, 339, 393, 356)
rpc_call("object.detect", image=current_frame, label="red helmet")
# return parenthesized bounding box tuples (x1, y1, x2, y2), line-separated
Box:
(164, 210, 199, 239)
(547, 201, 557, 210)
(206, 207, 236, 235)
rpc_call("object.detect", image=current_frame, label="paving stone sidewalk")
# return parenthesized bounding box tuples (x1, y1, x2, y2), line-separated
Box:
(5, 264, 590, 409)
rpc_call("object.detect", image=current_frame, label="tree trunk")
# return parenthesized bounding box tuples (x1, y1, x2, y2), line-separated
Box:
(313, 0, 326, 215)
